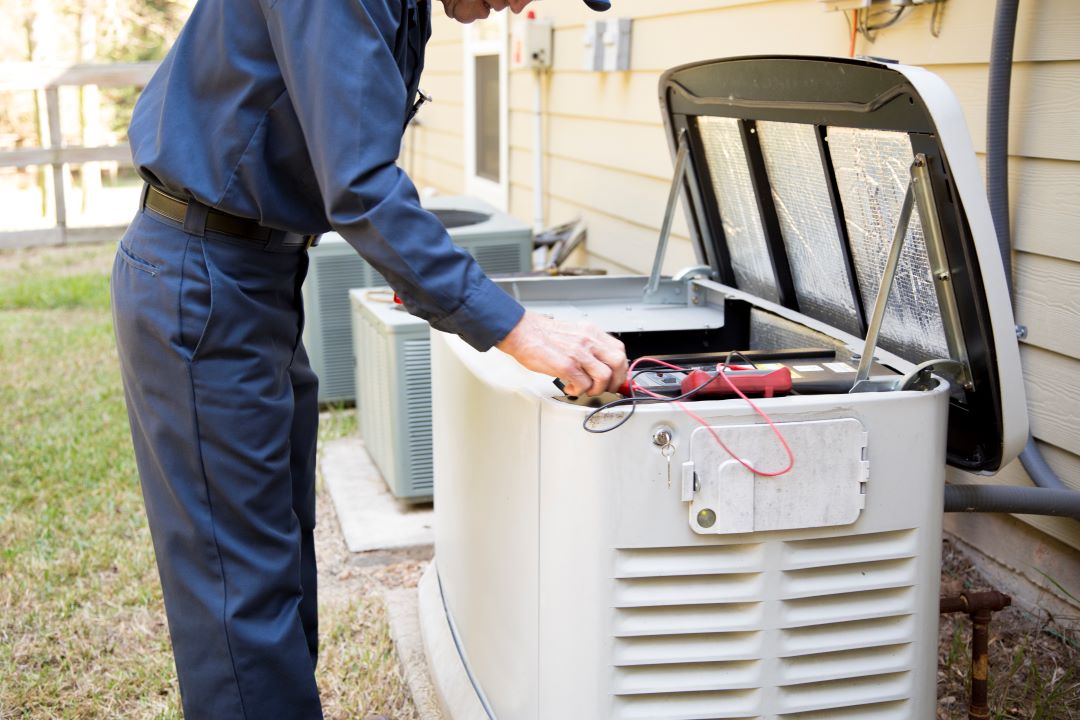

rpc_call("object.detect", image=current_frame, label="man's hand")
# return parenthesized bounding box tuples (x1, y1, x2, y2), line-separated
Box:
(495, 311, 628, 397)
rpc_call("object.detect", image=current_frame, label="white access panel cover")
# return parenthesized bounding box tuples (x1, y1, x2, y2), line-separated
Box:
(688, 418, 869, 535)
(420, 55, 1028, 720)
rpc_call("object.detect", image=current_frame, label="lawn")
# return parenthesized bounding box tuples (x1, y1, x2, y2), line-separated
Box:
(0, 240, 1076, 719)
(0, 241, 417, 719)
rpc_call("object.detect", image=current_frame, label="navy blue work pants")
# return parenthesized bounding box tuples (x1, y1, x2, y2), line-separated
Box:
(111, 207, 322, 719)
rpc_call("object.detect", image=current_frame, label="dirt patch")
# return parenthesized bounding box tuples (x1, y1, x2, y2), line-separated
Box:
(314, 471, 426, 720)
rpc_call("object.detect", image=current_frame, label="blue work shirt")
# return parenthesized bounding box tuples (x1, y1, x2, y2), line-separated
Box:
(129, 0, 524, 351)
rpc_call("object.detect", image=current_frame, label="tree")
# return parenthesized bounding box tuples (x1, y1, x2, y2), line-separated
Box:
(100, 0, 192, 138)
(0, 0, 191, 220)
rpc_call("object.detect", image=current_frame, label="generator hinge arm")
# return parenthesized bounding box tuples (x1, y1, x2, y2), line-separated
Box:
(644, 129, 691, 303)
(852, 153, 972, 393)
(911, 154, 973, 390)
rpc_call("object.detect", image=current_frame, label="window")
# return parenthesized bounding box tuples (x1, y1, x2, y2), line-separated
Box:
(464, 14, 509, 209)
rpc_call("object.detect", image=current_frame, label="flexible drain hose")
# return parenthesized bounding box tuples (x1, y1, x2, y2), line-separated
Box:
(945, 485, 1080, 520)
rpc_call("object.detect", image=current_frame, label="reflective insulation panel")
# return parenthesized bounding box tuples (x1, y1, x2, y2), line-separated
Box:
(827, 127, 949, 363)
(697, 116, 780, 302)
(756, 121, 861, 336)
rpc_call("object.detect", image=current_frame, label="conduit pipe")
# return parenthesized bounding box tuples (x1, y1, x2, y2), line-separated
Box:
(985, 0, 1075, 495)
(1019, 439, 1070, 491)
(944, 485, 1080, 520)
(532, 67, 544, 236)
(986, 0, 1018, 297)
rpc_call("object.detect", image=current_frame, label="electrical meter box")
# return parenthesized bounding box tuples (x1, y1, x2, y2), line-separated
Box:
(419, 56, 1028, 719)
(511, 16, 553, 70)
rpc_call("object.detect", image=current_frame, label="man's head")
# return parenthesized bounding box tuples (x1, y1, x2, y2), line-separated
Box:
(439, 0, 609, 24)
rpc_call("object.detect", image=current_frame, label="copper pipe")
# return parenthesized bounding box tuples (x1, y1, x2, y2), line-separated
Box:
(939, 591, 1011, 720)
(969, 607, 992, 720)
(939, 590, 1012, 615)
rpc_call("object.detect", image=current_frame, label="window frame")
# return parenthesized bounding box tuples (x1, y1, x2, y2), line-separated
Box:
(463, 14, 510, 211)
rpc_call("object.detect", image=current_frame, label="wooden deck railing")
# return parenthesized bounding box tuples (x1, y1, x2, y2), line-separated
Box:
(0, 62, 158, 249)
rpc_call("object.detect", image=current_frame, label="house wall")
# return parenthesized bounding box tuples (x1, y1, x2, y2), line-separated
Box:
(407, 0, 1080, 610)
(403, 16, 467, 195)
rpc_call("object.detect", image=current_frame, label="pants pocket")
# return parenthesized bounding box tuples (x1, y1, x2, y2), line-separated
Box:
(291, 252, 310, 358)
(180, 236, 214, 362)
(117, 238, 161, 276)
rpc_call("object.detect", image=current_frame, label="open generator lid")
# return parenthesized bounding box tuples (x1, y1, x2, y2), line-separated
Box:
(658, 55, 1026, 473)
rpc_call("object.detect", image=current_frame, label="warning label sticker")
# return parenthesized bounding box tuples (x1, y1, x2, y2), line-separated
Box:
(793, 364, 825, 373)
(825, 362, 855, 373)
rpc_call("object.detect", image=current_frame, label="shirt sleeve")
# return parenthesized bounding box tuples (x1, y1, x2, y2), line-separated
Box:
(259, 0, 523, 351)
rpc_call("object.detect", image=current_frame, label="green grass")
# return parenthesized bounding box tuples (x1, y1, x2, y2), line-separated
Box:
(0, 243, 181, 718)
(0, 242, 410, 719)
(0, 271, 112, 311)
(319, 402, 359, 444)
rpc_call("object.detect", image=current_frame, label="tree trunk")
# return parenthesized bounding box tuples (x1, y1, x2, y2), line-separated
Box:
(29, 0, 60, 223)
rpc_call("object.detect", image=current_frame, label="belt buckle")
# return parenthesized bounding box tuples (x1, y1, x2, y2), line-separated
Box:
(303, 234, 319, 250)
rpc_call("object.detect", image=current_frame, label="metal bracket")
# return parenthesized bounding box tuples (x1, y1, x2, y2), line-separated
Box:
(644, 129, 691, 304)
(851, 154, 971, 393)
(911, 154, 972, 390)
(899, 358, 966, 398)
(672, 264, 712, 282)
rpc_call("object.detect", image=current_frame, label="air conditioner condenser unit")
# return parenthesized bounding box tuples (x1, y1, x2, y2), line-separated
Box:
(419, 56, 1028, 719)
(350, 288, 434, 502)
(302, 196, 531, 403)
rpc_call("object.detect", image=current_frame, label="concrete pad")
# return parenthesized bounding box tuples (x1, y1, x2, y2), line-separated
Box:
(383, 586, 447, 720)
(320, 436, 434, 553)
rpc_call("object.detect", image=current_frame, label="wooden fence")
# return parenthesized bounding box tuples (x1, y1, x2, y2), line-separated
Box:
(0, 61, 158, 250)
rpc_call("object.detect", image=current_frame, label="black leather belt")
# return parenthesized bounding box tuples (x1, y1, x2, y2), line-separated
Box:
(144, 185, 319, 249)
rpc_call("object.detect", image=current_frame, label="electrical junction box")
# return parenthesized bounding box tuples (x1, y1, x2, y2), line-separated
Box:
(602, 17, 632, 72)
(419, 56, 1029, 719)
(511, 16, 553, 70)
(302, 195, 531, 403)
(350, 289, 433, 502)
(820, 0, 872, 10)
(583, 20, 604, 71)
(584, 18, 632, 72)
(821, 0, 941, 10)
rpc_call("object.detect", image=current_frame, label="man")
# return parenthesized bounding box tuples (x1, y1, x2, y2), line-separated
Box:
(110, 0, 625, 717)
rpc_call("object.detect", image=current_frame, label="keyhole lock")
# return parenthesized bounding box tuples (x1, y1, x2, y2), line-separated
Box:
(653, 427, 677, 488)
